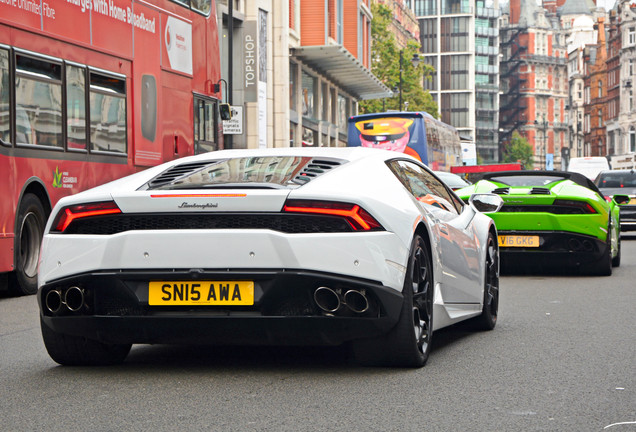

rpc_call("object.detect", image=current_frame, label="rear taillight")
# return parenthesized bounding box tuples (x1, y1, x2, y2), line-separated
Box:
(52, 201, 121, 233)
(283, 199, 383, 231)
(552, 199, 597, 214)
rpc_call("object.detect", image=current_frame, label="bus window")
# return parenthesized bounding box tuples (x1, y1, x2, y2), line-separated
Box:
(15, 54, 63, 148)
(89, 71, 126, 154)
(0, 48, 8, 144)
(191, 0, 211, 15)
(194, 96, 218, 154)
(66, 65, 87, 151)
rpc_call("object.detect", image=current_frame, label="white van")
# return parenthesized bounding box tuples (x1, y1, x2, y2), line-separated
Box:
(566, 157, 610, 180)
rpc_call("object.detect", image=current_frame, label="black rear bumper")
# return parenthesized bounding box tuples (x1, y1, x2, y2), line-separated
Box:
(498, 230, 608, 267)
(38, 269, 403, 346)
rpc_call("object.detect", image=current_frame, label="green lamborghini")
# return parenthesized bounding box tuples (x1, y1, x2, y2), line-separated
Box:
(457, 171, 629, 275)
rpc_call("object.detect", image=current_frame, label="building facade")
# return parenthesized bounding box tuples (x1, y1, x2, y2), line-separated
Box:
(412, 0, 501, 163)
(215, 0, 390, 149)
(500, 0, 570, 169)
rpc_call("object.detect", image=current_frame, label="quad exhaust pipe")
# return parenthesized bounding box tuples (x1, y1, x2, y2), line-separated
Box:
(313, 286, 369, 315)
(45, 286, 86, 314)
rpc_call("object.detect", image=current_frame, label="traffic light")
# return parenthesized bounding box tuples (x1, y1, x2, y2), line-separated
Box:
(220, 103, 231, 121)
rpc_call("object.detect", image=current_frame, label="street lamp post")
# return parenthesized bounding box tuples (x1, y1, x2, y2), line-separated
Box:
(397, 50, 421, 111)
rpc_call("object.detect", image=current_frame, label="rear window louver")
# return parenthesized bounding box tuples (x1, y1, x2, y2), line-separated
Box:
(492, 187, 510, 195)
(147, 161, 213, 188)
(530, 187, 551, 195)
(293, 158, 345, 185)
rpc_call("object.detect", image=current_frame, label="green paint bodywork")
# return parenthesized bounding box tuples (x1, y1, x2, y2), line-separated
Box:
(457, 178, 621, 251)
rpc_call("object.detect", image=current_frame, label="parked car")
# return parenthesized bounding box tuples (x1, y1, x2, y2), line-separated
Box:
(433, 171, 471, 191)
(38, 147, 503, 367)
(595, 169, 636, 232)
(456, 170, 629, 275)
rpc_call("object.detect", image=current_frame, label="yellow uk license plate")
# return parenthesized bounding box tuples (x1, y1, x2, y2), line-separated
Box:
(498, 235, 540, 247)
(149, 281, 254, 306)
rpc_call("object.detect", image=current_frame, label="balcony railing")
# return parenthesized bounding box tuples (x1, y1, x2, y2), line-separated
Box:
(476, 6, 501, 18)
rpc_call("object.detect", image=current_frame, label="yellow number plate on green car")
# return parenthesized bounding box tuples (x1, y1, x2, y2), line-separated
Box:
(498, 235, 540, 247)
(149, 281, 254, 306)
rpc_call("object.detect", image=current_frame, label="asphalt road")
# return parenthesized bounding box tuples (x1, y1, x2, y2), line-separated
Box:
(1, 240, 635, 431)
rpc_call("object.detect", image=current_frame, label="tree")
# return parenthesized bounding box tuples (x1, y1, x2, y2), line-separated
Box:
(359, 3, 438, 116)
(503, 131, 534, 169)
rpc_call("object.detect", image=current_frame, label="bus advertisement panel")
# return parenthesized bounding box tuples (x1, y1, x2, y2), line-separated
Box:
(347, 112, 461, 171)
(0, 0, 223, 295)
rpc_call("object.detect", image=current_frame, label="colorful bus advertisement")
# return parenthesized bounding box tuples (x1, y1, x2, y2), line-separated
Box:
(347, 112, 461, 171)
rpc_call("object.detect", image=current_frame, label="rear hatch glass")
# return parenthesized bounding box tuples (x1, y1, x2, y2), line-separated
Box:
(145, 156, 345, 190)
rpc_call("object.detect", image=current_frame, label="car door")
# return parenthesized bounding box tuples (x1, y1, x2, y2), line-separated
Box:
(388, 159, 481, 303)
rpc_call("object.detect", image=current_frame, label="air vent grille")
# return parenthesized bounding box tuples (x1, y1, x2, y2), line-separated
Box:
(529, 187, 551, 195)
(293, 158, 345, 184)
(147, 162, 213, 188)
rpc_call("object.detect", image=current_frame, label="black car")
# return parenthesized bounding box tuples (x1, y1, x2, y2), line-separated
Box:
(595, 169, 636, 231)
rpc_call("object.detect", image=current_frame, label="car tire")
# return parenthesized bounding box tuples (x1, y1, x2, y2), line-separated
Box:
(471, 231, 499, 331)
(592, 238, 612, 276)
(612, 235, 621, 267)
(9, 194, 46, 296)
(611, 216, 621, 268)
(40, 318, 131, 366)
(352, 234, 433, 367)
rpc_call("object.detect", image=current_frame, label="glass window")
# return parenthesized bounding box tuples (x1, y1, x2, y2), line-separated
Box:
(321, 82, 329, 121)
(302, 126, 316, 146)
(414, 0, 437, 15)
(388, 159, 461, 214)
(89, 71, 126, 154)
(66, 65, 87, 151)
(441, 17, 469, 52)
(337, 93, 348, 130)
(150, 155, 316, 190)
(289, 62, 297, 113)
(15, 54, 63, 148)
(194, 96, 218, 154)
(301, 70, 317, 120)
(441, 55, 469, 90)
(420, 19, 437, 54)
(190, 0, 211, 15)
(422, 56, 437, 91)
(0, 49, 9, 145)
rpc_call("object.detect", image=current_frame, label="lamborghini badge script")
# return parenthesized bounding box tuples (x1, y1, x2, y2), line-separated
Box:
(178, 202, 219, 209)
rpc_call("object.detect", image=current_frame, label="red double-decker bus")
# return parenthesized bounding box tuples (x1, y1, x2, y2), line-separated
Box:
(1, 0, 223, 295)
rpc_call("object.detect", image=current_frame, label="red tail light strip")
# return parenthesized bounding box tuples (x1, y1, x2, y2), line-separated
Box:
(53, 202, 121, 232)
(150, 194, 247, 198)
(283, 200, 382, 231)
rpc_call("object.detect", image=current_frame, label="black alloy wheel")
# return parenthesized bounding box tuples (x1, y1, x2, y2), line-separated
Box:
(473, 231, 499, 330)
(352, 234, 433, 367)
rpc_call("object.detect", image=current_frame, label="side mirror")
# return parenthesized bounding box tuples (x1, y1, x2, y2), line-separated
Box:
(219, 103, 232, 121)
(613, 194, 630, 205)
(469, 193, 504, 213)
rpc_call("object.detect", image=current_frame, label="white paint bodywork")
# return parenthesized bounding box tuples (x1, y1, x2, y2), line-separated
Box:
(39, 147, 497, 332)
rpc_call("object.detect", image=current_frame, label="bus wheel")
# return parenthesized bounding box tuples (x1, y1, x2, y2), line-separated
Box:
(10, 194, 46, 296)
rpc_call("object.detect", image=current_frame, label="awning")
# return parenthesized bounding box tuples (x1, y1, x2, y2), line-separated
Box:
(291, 45, 393, 100)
